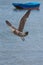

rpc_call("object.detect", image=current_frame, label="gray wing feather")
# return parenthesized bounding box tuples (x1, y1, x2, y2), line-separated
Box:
(18, 10, 31, 32)
(5, 20, 16, 30)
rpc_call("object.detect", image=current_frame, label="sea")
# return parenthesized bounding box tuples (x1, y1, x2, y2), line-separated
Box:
(0, 0, 43, 65)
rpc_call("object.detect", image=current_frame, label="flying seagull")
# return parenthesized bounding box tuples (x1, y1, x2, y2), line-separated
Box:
(5, 10, 31, 41)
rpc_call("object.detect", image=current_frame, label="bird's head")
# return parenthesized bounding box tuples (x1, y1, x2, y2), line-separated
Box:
(25, 32, 29, 36)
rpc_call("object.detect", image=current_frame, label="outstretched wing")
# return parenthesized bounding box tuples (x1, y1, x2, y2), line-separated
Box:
(5, 20, 17, 32)
(18, 10, 31, 32)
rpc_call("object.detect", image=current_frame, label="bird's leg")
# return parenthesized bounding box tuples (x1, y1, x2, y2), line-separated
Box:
(21, 37, 25, 41)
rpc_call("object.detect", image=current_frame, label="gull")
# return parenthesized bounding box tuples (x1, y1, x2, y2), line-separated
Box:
(5, 10, 31, 41)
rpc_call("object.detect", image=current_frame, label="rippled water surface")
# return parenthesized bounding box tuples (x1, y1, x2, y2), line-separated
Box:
(0, 0, 43, 65)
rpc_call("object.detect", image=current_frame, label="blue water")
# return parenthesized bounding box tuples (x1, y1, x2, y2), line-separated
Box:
(0, 0, 43, 65)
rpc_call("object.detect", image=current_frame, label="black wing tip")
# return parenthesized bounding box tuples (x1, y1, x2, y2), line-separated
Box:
(5, 20, 12, 26)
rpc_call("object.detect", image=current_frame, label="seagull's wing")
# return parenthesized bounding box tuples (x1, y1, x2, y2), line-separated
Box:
(18, 10, 31, 32)
(5, 20, 17, 31)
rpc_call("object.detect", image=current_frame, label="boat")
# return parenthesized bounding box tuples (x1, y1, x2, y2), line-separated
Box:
(12, 2, 40, 10)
